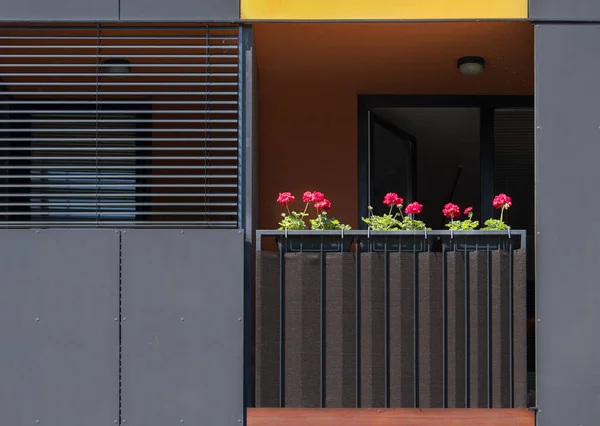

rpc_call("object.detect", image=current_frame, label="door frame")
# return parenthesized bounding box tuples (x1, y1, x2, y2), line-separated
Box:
(357, 95, 534, 229)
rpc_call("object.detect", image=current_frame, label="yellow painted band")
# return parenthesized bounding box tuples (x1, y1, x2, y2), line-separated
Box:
(241, 0, 527, 20)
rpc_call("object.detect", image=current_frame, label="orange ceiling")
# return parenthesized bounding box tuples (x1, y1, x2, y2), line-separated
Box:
(254, 22, 534, 95)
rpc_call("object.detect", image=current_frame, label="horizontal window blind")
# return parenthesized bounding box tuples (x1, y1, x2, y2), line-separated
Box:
(0, 24, 241, 228)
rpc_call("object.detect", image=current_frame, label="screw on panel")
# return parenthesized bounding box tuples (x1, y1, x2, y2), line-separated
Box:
(123, 317, 127, 321)
(180, 420, 184, 424)
(35, 421, 39, 424)
(238, 318, 242, 321)
(238, 230, 242, 234)
(114, 317, 118, 321)
(536, 126, 541, 130)
(238, 420, 242, 423)
(180, 317, 185, 322)
(181, 230, 185, 234)
(36, 317, 40, 322)
(537, 319, 541, 322)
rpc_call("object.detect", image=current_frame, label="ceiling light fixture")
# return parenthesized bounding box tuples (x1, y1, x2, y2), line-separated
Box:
(102, 58, 132, 77)
(457, 56, 485, 76)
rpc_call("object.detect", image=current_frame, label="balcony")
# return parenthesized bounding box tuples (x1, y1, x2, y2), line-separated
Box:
(254, 230, 528, 409)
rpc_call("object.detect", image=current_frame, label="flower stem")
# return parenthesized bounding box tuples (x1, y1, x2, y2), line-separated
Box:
(286, 205, 291, 215)
(500, 206, 504, 222)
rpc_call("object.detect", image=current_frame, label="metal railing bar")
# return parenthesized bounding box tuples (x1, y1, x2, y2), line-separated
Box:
(384, 236, 390, 408)
(255, 230, 526, 238)
(487, 244, 492, 408)
(413, 239, 419, 408)
(442, 239, 448, 408)
(509, 237, 514, 408)
(355, 236, 362, 408)
(464, 238, 470, 407)
(320, 236, 326, 408)
(279, 239, 286, 408)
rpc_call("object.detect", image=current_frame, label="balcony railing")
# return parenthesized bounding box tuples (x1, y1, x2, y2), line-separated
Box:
(255, 230, 527, 409)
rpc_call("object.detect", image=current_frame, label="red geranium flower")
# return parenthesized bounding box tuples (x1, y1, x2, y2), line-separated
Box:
(464, 206, 473, 215)
(492, 193, 512, 209)
(277, 192, 295, 207)
(383, 192, 404, 206)
(302, 191, 313, 203)
(442, 203, 461, 219)
(405, 202, 423, 215)
(310, 191, 326, 203)
(315, 198, 332, 213)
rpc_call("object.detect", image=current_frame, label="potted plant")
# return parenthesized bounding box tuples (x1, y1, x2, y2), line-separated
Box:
(277, 191, 352, 252)
(441, 203, 482, 250)
(361, 193, 429, 252)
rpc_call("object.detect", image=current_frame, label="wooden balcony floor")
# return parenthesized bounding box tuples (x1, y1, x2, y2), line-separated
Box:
(247, 408, 534, 426)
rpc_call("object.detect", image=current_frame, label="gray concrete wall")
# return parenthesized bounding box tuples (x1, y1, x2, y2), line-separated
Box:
(0, 0, 239, 21)
(535, 23, 600, 426)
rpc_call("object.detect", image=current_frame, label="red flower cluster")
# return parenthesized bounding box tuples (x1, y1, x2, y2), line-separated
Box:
(464, 206, 473, 215)
(492, 193, 512, 210)
(303, 191, 325, 203)
(405, 202, 423, 215)
(383, 192, 404, 206)
(442, 203, 461, 219)
(315, 199, 332, 213)
(276, 192, 295, 207)
(279, 190, 332, 214)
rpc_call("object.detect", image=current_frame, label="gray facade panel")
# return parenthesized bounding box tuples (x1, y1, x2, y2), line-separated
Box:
(0, 0, 118, 21)
(536, 24, 600, 426)
(531, 0, 600, 21)
(0, 230, 120, 426)
(119, 0, 239, 21)
(120, 229, 244, 426)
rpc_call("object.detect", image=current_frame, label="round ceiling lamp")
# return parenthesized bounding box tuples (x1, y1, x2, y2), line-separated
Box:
(102, 58, 132, 77)
(457, 56, 485, 76)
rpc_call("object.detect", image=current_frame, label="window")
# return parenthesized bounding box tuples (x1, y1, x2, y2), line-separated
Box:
(2, 106, 151, 225)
